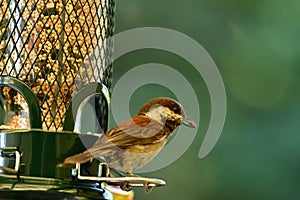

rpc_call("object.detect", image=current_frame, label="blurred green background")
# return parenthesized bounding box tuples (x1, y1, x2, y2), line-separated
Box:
(111, 0, 300, 199)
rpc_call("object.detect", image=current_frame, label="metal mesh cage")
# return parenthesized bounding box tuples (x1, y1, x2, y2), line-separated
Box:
(0, 0, 114, 131)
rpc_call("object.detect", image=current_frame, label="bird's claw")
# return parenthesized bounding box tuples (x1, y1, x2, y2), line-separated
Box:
(144, 182, 153, 193)
(120, 181, 132, 192)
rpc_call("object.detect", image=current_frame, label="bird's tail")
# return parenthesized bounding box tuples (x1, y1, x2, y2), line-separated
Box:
(58, 151, 92, 167)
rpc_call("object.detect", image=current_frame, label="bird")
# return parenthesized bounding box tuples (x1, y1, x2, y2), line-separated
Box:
(60, 97, 196, 176)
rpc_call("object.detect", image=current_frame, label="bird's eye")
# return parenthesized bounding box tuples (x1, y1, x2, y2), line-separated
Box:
(173, 107, 179, 113)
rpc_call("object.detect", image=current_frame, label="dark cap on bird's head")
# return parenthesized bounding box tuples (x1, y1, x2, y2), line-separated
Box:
(138, 97, 184, 115)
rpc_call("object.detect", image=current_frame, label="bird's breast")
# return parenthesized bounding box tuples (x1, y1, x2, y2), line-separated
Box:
(121, 141, 165, 171)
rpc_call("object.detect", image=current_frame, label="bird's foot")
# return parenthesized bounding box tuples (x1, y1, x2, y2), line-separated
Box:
(125, 173, 153, 193)
(120, 181, 132, 191)
(143, 182, 153, 193)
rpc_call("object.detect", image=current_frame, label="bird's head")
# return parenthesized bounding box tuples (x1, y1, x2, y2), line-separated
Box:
(138, 97, 196, 132)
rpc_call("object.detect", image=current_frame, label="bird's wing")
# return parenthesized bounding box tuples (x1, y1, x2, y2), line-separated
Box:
(61, 116, 169, 166)
(87, 115, 168, 153)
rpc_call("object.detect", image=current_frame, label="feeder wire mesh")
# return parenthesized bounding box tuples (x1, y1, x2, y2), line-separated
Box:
(0, 0, 114, 131)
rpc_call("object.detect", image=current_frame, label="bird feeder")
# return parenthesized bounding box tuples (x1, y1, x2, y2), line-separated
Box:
(0, 0, 114, 131)
(0, 0, 165, 198)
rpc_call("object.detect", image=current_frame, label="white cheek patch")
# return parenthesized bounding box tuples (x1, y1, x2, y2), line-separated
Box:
(145, 106, 168, 124)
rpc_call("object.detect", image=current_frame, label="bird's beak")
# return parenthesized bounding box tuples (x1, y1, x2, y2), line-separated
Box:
(181, 117, 197, 128)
